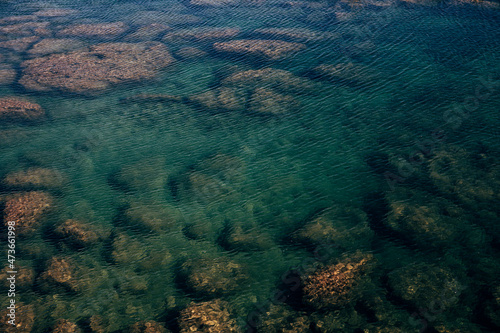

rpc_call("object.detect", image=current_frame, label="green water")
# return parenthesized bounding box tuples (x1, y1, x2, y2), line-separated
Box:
(0, 0, 499, 332)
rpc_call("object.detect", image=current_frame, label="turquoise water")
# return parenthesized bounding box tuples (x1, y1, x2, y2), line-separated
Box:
(0, 0, 499, 332)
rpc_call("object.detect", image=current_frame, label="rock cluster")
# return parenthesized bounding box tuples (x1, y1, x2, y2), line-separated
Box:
(213, 39, 306, 60)
(20, 42, 174, 94)
(2, 191, 53, 235)
(0, 36, 39, 52)
(0, 97, 45, 122)
(178, 299, 239, 333)
(52, 319, 82, 333)
(129, 320, 171, 333)
(302, 252, 374, 309)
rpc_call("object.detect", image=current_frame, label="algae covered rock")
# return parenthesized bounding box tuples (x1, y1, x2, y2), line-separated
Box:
(28, 38, 86, 56)
(0, 36, 40, 52)
(189, 87, 247, 112)
(111, 157, 169, 194)
(0, 263, 35, 288)
(255, 304, 311, 333)
(129, 320, 171, 333)
(52, 319, 82, 333)
(54, 219, 101, 247)
(2, 191, 53, 235)
(20, 42, 174, 94)
(302, 252, 375, 309)
(291, 206, 373, 251)
(311, 62, 378, 84)
(3, 167, 66, 189)
(178, 299, 239, 333)
(122, 201, 183, 232)
(0, 303, 35, 332)
(162, 27, 240, 43)
(388, 263, 464, 311)
(248, 87, 299, 115)
(179, 256, 247, 297)
(0, 97, 45, 122)
(39, 256, 81, 292)
(213, 39, 306, 60)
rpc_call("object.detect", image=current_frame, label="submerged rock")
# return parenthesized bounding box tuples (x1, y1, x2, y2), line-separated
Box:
(220, 224, 275, 251)
(178, 299, 239, 333)
(0, 303, 35, 332)
(256, 304, 311, 333)
(111, 157, 169, 194)
(189, 87, 246, 112)
(248, 87, 299, 115)
(0, 15, 38, 25)
(302, 252, 374, 309)
(34, 9, 79, 17)
(57, 22, 128, 38)
(162, 27, 240, 43)
(253, 27, 338, 42)
(291, 206, 373, 251)
(54, 219, 100, 247)
(2, 191, 53, 235)
(20, 42, 174, 94)
(311, 62, 378, 84)
(125, 23, 171, 41)
(176, 46, 207, 59)
(388, 263, 463, 311)
(3, 167, 65, 189)
(213, 39, 306, 60)
(0, 21, 50, 37)
(28, 38, 86, 56)
(0, 97, 45, 122)
(222, 68, 316, 94)
(52, 319, 82, 333)
(0, 264, 35, 288)
(40, 256, 80, 292)
(0, 68, 16, 85)
(0, 36, 39, 52)
(179, 256, 247, 297)
(129, 321, 171, 333)
(123, 201, 182, 232)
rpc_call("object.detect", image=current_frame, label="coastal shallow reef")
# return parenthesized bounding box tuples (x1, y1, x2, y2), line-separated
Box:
(0, 0, 499, 332)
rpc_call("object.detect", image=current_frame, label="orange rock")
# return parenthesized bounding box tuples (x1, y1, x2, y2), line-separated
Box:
(0, 97, 45, 122)
(178, 299, 239, 333)
(0, 303, 35, 332)
(55, 219, 100, 247)
(2, 191, 53, 235)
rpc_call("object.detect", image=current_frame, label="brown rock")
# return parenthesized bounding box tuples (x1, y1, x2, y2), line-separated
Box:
(189, 0, 239, 6)
(176, 46, 207, 59)
(129, 321, 170, 333)
(53, 319, 82, 333)
(222, 68, 315, 93)
(0, 22, 50, 37)
(0, 97, 45, 122)
(3, 167, 65, 189)
(213, 39, 306, 60)
(0, 303, 35, 332)
(20, 42, 174, 94)
(0, 15, 38, 25)
(125, 24, 171, 41)
(302, 252, 374, 309)
(55, 219, 100, 247)
(2, 191, 53, 235)
(178, 299, 239, 333)
(40, 256, 80, 291)
(248, 87, 299, 115)
(0, 36, 39, 52)
(179, 256, 247, 297)
(28, 38, 86, 56)
(0, 264, 35, 288)
(189, 87, 246, 112)
(0, 68, 16, 85)
(57, 22, 128, 38)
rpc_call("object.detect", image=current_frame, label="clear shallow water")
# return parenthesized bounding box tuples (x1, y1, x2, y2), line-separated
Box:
(0, 0, 499, 332)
